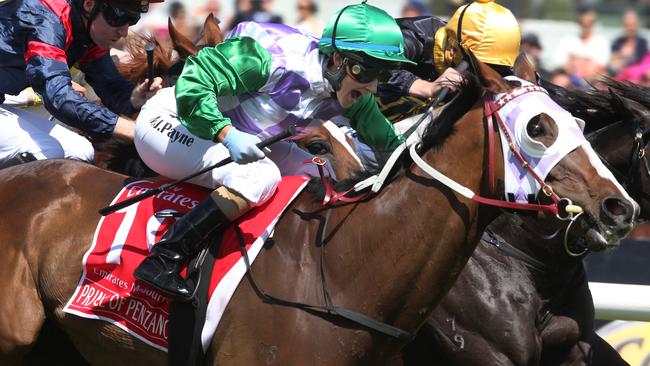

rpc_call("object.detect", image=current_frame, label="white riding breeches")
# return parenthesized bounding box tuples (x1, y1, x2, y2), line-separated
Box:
(134, 88, 281, 205)
(0, 105, 94, 162)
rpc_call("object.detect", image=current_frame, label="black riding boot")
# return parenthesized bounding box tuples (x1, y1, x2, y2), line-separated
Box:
(134, 198, 228, 300)
(0, 152, 37, 170)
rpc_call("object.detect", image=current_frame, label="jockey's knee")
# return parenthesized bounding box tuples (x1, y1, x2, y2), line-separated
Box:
(221, 158, 281, 206)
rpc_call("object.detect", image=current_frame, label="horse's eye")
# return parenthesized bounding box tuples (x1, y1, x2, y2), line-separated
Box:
(306, 142, 329, 155)
(527, 118, 545, 138)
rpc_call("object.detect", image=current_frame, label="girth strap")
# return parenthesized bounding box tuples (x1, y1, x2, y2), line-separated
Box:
(481, 231, 546, 272)
(234, 225, 415, 341)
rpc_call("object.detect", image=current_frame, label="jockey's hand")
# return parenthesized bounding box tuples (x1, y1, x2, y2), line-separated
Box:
(130, 77, 163, 109)
(71, 81, 86, 97)
(220, 126, 265, 164)
(409, 68, 463, 99)
(434, 67, 462, 92)
(113, 117, 136, 142)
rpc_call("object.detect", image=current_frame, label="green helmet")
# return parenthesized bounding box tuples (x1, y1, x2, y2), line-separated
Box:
(319, 2, 416, 66)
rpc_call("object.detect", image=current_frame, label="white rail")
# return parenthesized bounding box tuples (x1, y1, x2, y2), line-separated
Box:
(590, 282, 650, 321)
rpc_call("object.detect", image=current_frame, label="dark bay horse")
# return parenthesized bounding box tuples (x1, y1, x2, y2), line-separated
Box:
(394, 81, 650, 366)
(0, 56, 636, 365)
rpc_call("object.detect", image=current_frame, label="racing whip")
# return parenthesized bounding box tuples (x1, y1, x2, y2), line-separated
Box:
(98, 125, 298, 216)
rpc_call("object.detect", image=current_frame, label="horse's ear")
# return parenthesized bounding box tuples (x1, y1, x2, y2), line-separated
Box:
(512, 52, 537, 84)
(470, 52, 511, 94)
(169, 17, 199, 59)
(200, 13, 224, 47)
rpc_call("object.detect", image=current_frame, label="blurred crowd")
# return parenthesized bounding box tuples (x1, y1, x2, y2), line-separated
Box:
(127, 0, 431, 47)
(126, 0, 650, 90)
(521, 4, 650, 90)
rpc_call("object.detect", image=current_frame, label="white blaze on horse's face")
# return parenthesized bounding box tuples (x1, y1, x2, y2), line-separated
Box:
(495, 77, 590, 203)
(321, 121, 364, 170)
(581, 143, 638, 213)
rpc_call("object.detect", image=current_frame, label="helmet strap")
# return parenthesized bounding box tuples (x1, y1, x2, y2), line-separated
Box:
(455, 2, 473, 63)
(323, 55, 348, 91)
(322, 4, 353, 91)
(80, 0, 104, 43)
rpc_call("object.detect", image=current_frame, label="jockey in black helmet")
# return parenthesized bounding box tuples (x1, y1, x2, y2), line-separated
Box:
(0, 0, 162, 167)
(377, 0, 521, 121)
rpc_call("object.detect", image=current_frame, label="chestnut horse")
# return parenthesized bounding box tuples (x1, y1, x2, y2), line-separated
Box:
(0, 56, 636, 365)
(394, 82, 650, 366)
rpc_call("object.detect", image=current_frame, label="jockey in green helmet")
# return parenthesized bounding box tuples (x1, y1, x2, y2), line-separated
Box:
(319, 0, 415, 92)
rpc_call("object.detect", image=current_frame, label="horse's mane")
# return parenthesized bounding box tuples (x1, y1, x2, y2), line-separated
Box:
(117, 33, 177, 84)
(544, 77, 639, 133)
(418, 74, 483, 153)
(599, 77, 650, 110)
(93, 138, 157, 178)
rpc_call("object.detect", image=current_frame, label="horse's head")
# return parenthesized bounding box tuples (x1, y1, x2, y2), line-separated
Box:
(546, 77, 650, 221)
(295, 121, 364, 181)
(166, 14, 224, 85)
(116, 14, 224, 87)
(472, 53, 638, 251)
(584, 92, 650, 220)
(117, 33, 176, 85)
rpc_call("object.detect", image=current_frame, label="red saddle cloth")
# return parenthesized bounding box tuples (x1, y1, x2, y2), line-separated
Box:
(64, 176, 308, 352)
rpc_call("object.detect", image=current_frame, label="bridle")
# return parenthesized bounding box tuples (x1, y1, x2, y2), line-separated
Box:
(592, 116, 650, 205)
(415, 83, 594, 257)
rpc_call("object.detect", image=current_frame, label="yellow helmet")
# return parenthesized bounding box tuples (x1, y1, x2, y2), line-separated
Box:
(433, 0, 520, 74)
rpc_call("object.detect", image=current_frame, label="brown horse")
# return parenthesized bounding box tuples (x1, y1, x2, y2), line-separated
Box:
(0, 55, 636, 365)
(116, 14, 223, 86)
(394, 83, 650, 366)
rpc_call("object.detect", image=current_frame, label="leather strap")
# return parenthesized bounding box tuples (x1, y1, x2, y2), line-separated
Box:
(235, 225, 414, 341)
(481, 231, 547, 272)
(485, 98, 562, 205)
(485, 99, 496, 196)
(304, 157, 372, 205)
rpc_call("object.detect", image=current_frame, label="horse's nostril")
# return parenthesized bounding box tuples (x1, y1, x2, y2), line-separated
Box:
(602, 197, 633, 222)
(605, 198, 626, 216)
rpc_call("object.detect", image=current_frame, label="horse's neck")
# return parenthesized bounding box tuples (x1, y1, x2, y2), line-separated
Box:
(320, 107, 502, 329)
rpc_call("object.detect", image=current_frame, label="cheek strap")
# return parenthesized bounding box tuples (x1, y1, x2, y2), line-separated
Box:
(80, 1, 103, 43)
(322, 57, 348, 92)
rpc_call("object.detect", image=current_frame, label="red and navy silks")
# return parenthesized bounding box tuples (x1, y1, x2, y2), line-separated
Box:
(0, 0, 137, 137)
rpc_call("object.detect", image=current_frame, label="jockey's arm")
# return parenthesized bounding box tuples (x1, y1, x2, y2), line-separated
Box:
(382, 16, 450, 99)
(77, 52, 138, 116)
(25, 38, 120, 138)
(381, 19, 429, 98)
(175, 36, 271, 141)
(343, 93, 404, 153)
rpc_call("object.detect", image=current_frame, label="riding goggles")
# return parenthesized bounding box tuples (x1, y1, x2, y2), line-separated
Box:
(347, 60, 391, 84)
(101, 2, 141, 27)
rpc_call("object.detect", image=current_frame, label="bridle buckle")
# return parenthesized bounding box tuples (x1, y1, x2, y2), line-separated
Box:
(311, 156, 327, 166)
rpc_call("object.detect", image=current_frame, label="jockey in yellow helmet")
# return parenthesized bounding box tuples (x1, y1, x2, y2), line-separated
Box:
(377, 0, 521, 121)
